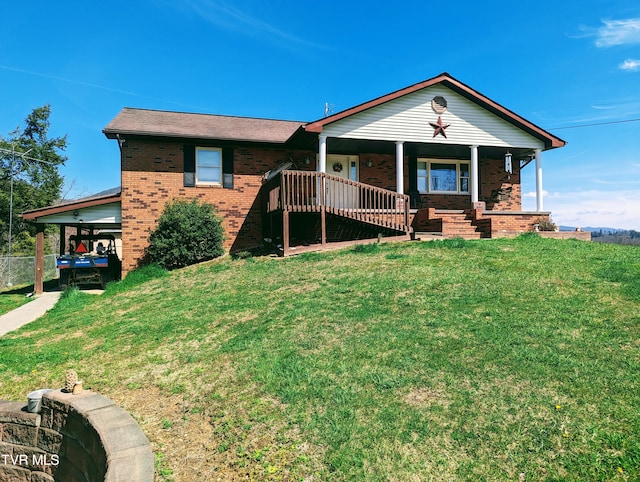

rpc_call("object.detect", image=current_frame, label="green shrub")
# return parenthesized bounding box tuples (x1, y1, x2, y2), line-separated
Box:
(146, 199, 225, 270)
(534, 217, 558, 231)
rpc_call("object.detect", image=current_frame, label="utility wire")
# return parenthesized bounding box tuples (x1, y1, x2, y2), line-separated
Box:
(0, 147, 56, 164)
(551, 117, 640, 130)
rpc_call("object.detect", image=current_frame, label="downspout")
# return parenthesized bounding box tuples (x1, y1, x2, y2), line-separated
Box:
(115, 133, 126, 280)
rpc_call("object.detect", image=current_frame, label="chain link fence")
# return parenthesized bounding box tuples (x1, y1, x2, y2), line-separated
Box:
(0, 254, 58, 289)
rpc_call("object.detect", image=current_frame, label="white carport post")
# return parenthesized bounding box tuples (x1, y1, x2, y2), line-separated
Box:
(470, 145, 479, 203)
(535, 148, 543, 211)
(395, 141, 404, 194)
(318, 134, 327, 173)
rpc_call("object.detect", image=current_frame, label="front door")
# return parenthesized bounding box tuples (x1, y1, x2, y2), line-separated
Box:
(326, 155, 359, 209)
(328, 155, 358, 182)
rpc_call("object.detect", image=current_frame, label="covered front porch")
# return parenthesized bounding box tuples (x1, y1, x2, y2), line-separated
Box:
(260, 161, 553, 255)
(264, 142, 554, 255)
(267, 73, 565, 253)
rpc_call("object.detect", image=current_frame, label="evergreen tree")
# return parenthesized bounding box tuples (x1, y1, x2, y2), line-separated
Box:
(0, 105, 67, 255)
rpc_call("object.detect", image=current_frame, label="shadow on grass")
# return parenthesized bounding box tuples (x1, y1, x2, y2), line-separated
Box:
(595, 260, 640, 301)
(103, 264, 168, 296)
(0, 278, 60, 296)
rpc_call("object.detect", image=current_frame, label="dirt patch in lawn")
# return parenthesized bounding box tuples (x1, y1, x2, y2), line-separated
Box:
(108, 377, 324, 481)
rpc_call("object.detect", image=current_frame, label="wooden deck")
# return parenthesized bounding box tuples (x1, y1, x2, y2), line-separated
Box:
(264, 170, 412, 255)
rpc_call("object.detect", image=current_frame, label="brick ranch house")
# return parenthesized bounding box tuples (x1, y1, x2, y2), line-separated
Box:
(25, 72, 578, 292)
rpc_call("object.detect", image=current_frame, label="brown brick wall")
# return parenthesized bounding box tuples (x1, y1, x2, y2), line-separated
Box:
(359, 154, 399, 191)
(120, 139, 318, 274)
(120, 140, 526, 274)
(479, 158, 521, 210)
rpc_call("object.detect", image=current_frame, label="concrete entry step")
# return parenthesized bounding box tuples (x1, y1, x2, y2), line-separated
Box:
(413, 232, 444, 240)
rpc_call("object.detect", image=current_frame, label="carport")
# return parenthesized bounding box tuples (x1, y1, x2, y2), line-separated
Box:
(21, 190, 122, 294)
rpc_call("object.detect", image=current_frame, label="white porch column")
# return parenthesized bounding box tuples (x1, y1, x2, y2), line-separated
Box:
(470, 145, 479, 203)
(318, 134, 327, 173)
(395, 141, 404, 194)
(535, 148, 543, 211)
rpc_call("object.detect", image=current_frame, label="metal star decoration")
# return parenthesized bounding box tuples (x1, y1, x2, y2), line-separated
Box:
(430, 116, 450, 138)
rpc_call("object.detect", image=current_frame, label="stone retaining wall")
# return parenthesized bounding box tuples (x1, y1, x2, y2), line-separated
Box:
(0, 389, 153, 482)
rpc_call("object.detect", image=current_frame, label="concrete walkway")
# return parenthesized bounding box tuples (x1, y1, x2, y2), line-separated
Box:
(0, 291, 62, 337)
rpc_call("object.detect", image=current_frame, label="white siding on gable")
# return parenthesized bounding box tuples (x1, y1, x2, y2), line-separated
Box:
(36, 202, 122, 225)
(322, 85, 545, 149)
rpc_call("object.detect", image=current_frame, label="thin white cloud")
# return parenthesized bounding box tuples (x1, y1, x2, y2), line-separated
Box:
(523, 189, 640, 229)
(547, 100, 640, 127)
(0, 65, 202, 110)
(0, 65, 139, 96)
(595, 18, 640, 47)
(620, 59, 640, 71)
(156, 0, 327, 51)
(592, 177, 640, 186)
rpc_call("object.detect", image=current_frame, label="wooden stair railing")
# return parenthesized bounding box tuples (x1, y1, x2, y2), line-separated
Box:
(266, 170, 411, 234)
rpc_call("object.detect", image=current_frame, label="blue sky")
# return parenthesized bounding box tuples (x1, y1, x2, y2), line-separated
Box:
(1, 0, 639, 229)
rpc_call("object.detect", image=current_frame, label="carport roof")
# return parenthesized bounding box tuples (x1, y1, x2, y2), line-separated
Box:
(22, 189, 121, 222)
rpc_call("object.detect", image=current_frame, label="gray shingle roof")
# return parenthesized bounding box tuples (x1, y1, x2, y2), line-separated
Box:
(103, 108, 304, 143)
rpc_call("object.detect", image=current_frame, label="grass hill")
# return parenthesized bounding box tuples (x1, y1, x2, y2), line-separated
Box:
(1, 236, 639, 481)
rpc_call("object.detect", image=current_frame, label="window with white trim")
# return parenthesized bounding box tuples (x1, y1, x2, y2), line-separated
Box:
(417, 159, 469, 194)
(196, 147, 222, 185)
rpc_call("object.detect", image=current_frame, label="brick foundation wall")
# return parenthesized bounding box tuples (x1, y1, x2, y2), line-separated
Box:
(485, 211, 549, 237)
(486, 212, 591, 240)
(0, 390, 153, 482)
(410, 208, 586, 241)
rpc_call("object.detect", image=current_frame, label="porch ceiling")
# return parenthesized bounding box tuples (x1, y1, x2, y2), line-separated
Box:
(288, 131, 534, 161)
(408, 143, 535, 161)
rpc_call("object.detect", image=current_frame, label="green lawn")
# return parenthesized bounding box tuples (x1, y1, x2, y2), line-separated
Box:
(0, 286, 33, 316)
(1, 236, 639, 481)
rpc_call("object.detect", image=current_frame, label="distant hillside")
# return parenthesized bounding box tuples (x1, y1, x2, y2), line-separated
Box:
(591, 229, 640, 245)
(560, 226, 625, 233)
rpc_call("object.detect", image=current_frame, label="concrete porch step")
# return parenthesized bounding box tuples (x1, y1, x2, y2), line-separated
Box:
(413, 232, 444, 240)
